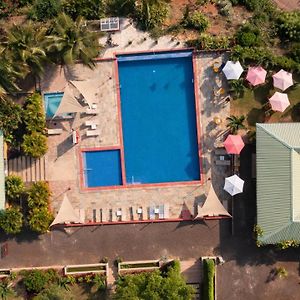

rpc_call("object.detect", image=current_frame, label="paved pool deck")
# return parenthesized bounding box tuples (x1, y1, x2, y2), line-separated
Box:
(41, 19, 231, 222)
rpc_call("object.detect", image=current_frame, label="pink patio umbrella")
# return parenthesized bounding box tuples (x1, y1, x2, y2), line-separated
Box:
(269, 92, 290, 112)
(246, 66, 267, 86)
(223, 134, 245, 155)
(272, 69, 293, 91)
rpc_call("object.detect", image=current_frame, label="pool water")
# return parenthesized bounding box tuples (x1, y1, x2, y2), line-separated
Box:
(118, 51, 200, 184)
(83, 150, 122, 187)
(44, 92, 63, 118)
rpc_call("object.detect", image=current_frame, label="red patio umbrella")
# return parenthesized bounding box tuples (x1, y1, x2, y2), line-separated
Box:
(223, 134, 245, 155)
(246, 66, 267, 86)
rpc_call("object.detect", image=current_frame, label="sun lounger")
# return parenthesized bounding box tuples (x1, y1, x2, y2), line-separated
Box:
(137, 207, 143, 220)
(159, 205, 164, 219)
(85, 120, 99, 129)
(47, 128, 63, 135)
(101, 209, 107, 222)
(86, 130, 100, 137)
(164, 204, 169, 219)
(141, 207, 146, 220)
(72, 130, 79, 144)
(149, 207, 155, 220)
(130, 206, 136, 220)
(215, 159, 231, 166)
(86, 104, 99, 115)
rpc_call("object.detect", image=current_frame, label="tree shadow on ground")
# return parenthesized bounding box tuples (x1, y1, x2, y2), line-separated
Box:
(247, 108, 265, 126)
(291, 102, 300, 122)
(253, 80, 273, 105)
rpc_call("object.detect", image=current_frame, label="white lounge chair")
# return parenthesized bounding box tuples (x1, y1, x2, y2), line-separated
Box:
(164, 204, 169, 219)
(159, 205, 164, 219)
(149, 207, 155, 220)
(72, 130, 79, 144)
(86, 104, 99, 115)
(85, 120, 99, 129)
(47, 128, 63, 135)
(86, 130, 100, 137)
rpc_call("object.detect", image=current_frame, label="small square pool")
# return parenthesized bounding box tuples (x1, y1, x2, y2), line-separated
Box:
(44, 92, 63, 118)
(83, 150, 122, 187)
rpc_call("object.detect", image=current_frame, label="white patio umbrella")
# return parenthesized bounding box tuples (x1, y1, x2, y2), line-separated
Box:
(224, 175, 244, 196)
(222, 61, 244, 80)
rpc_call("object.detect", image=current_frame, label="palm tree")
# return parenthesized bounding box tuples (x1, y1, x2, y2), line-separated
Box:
(2, 22, 47, 79)
(46, 13, 101, 69)
(226, 115, 246, 134)
(229, 79, 245, 99)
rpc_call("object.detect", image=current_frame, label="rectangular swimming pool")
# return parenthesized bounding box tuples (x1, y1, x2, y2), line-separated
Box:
(83, 150, 122, 187)
(117, 50, 200, 184)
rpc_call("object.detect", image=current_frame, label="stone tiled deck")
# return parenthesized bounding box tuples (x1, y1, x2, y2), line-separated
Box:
(41, 23, 231, 221)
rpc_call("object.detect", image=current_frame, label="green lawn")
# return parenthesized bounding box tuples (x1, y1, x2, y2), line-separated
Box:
(231, 75, 300, 130)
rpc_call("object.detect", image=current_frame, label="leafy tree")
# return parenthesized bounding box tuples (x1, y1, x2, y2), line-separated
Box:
(29, 0, 61, 21)
(22, 132, 48, 158)
(28, 207, 53, 234)
(27, 181, 51, 209)
(0, 279, 15, 300)
(135, 0, 170, 30)
(0, 98, 22, 143)
(235, 24, 260, 47)
(62, 0, 105, 20)
(0, 207, 23, 234)
(114, 261, 194, 299)
(46, 13, 100, 68)
(5, 175, 25, 204)
(226, 115, 246, 134)
(23, 270, 49, 293)
(3, 22, 47, 79)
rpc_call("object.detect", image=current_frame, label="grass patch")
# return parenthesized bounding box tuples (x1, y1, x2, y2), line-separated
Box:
(120, 262, 159, 269)
(66, 266, 106, 273)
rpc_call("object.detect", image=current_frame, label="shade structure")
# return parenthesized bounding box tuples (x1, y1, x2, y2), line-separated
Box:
(195, 185, 231, 218)
(269, 92, 290, 112)
(54, 83, 86, 117)
(70, 79, 99, 108)
(272, 69, 293, 91)
(246, 66, 267, 86)
(224, 175, 244, 196)
(223, 134, 245, 155)
(222, 61, 244, 80)
(50, 194, 81, 227)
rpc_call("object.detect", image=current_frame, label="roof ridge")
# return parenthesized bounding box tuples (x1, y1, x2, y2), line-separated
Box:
(257, 123, 293, 150)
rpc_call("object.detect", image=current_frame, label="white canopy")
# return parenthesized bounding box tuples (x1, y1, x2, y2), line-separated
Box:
(70, 79, 99, 108)
(224, 174, 244, 196)
(222, 61, 244, 80)
(50, 194, 81, 227)
(195, 185, 231, 218)
(54, 83, 86, 117)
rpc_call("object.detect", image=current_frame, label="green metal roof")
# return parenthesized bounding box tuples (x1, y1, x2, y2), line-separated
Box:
(0, 131, 5, 210)
(257, 123, 300, 244)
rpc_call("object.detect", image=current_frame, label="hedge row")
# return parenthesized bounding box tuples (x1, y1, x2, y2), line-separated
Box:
(202, 259, 215, 300)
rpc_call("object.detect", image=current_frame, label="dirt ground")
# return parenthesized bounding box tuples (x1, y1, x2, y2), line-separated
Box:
(273, 0, 300, 11)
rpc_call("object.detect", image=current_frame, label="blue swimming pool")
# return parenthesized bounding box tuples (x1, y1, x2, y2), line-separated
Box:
(83, 150, 122, 187)
(44, 92, 63, 118)
(118, 50, 200, 184)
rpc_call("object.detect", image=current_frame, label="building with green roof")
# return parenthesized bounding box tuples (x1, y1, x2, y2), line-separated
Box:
(0, 131, 5, 210)
(256, 123, 300, 245)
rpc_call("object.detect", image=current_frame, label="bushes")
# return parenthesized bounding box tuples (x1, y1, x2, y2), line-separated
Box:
(5, 175, 25, 204)
(0, 207, 23, 234)
(22, 132, 48, 158)
(235, 24, 261, 47)
(186, 34, 232, 50)
(27, 182, 53, 234)
(62, 0, 105, 20)
(29, 0, 61, 21)
(277, 12, 300, 42)
(23, 270, 50, 293)
(202, 259, 215, 300)
(106, 0, 135, 17)
(183, 10, 209, 32)
(289, 43, 300, 64)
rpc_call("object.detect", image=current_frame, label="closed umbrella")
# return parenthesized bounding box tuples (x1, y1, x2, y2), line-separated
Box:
(272, 69, 293, 91)
(224, 175, 244, 196)
(223, 135, 245, 154)
(246, 66, 267, 86)
(269, 92, 290, 112)
(222, 61, 244, 80)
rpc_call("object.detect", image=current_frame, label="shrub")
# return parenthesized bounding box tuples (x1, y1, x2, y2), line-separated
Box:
(183, 10, 209, 32)
(62, 0, 105, 20)
(276, 240, 300, 250)
(29, 0, 61, 21)
(275, 267, 288, 279)
(202, 259, 215, 300)
(28, 207, 54, 234)
(22, 132, 48, 158)
(236, 24, 261, 47)
(0, 98, 22, 144)
(0, 207, 23, 234)
(0, 278, 15, 299)
(93, 274, 106, 291)
(277, 11, 300, 42)
(5, 175, 25, 204)
(216, 0, 233, 16)
(23, 270, 49, 293)
(23, 93, 46, 134)
(27, 181, 51, 209)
